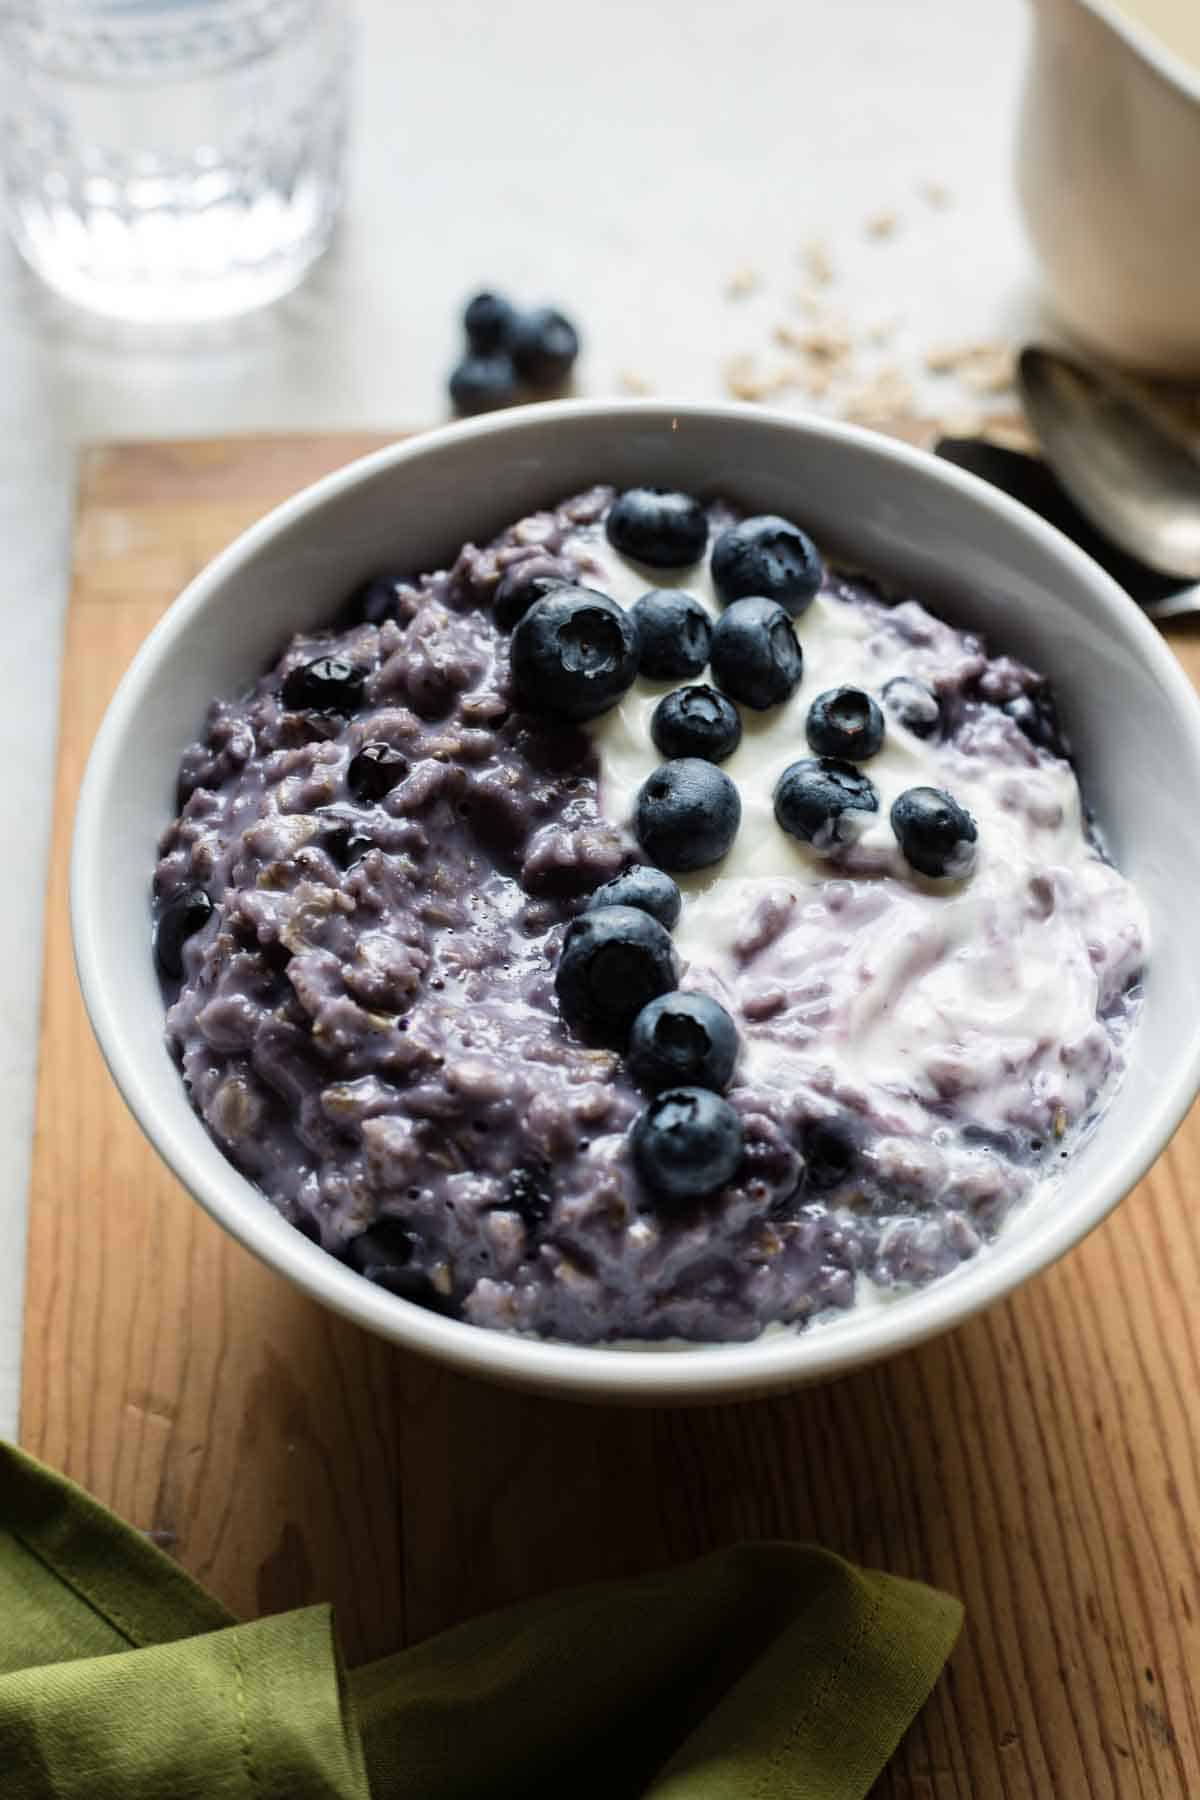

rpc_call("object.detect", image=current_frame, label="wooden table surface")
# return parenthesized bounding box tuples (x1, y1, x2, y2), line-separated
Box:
(20, 435, 1200, 1798)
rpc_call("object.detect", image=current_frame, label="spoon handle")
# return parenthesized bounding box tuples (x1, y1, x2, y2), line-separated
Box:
(1142, 583, 1200, 622)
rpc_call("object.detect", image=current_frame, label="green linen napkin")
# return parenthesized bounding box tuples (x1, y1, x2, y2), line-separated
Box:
(0, 1441, 962, 1798)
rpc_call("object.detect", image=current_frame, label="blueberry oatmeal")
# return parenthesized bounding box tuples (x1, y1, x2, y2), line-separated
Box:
(153, 483, 1147, 1343)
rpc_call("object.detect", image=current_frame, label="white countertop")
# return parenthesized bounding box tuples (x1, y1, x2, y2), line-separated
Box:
(0, 0, 1039, 1437)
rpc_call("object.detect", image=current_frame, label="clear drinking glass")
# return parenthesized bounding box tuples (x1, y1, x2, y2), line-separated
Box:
(0, 0, 352, 322)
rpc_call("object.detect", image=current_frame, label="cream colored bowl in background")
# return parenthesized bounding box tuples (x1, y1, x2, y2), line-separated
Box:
(71, 401, 1200, 1401)
(1018, 0, 1200, 375)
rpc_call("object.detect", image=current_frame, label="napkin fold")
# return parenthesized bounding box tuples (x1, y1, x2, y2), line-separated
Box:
(0, 1442, 961, 1799)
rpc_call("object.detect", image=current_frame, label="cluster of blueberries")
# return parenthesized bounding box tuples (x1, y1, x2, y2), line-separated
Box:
(505, 487, 979, 882)
(559, 869, 743, 1205)
(155, 659, 413, 978)
(500, 485, 982, 1204)
(449, 291, 581, 417)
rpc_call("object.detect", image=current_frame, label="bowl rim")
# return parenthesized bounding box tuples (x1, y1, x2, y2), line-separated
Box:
(71, 397, 1200, 1400)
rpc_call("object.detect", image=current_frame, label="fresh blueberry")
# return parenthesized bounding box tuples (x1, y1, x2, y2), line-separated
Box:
(891, 786, 978, 879)
(492, 558, 569, 631)
(510, 307, 580, 386)
(709, 597, 802, 710)
(347, 1221, 454, 1311)
(347, 1218, 420, 1281)
(1004, 686, 1067, 758)
(155, 886, 214, 979)
(628, 991, 739, 1092)
(347, 741, 409, 802)
(801, 1116, 859, 1191)
(774, 757, 879, 851)
(631, 590, 712, 679)
(632, 1086, 744, 1204)
(606, 487, 708, 569)
(650, 685, 742, 763)
(449, 352, 519, 416)
(635, 758, 741, 872)
(281, 656, 366, 713)
(805, 686, 885, 761)
(504, 1162, 553, 1232)
(587, 866, 682, 929)
(555, 904, 678, 1044)
(463, 290, 516, 353)
(511, 586, 640, 720)
(881, 674, 941, 739)
(710, 514, 823, 616)
(318, 812, 375, 869)
(345, 573, 406, 627)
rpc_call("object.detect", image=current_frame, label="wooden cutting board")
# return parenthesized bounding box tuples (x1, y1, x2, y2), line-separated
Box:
(21, 433, 1200, 1798)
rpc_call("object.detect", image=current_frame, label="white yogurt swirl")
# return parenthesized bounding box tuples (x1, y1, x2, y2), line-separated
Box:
(571, 524, 1147, 1222)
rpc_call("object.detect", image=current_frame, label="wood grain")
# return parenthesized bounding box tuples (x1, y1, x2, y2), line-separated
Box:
(21, 434, 1200, 1797)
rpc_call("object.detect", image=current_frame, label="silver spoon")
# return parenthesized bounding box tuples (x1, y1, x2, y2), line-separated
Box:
(1018, 346, 1200, 617)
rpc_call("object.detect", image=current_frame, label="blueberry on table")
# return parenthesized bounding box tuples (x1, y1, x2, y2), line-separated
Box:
(774, 757, 879, 852)
(881, 674, 941, 739)
(635, 758, 741, 872)
(628, 991, 739, 1092)
(555, 904, 678, 1043)
(709, 597, 802, 710)
(891, 785, 978, 879)
(510, 307, 580, 386)
(805, 686, 885, 761)
(650, 685, 742, 763)
(632, 590, 712, 680)
(281, 656, 366, 713)
(347, 740, 409, 802)
(710, 514, 824, 616)
(449, 352, 519, 416)
(492, 558, 568, 631)
(511, 586, 640, 720)
(587, 865, 682, 929)
(155, 887, 214, 979)
(463, 290, 516, 353)
(606, 487, 709, 569)
(632, 1086, 744, 1204)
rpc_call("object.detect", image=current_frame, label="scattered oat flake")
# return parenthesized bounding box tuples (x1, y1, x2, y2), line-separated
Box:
(617, 369, 652, 396)
(866, 314, 899, 347)
(963, 349, 1016, 396)
(723, 353, 800, 403)
(842, 368, 917, 424)
(920, 179, 952, 209)
(865, 209, 898, 240)
(791, 287, 824, 318)
(725, 266, 761, 299)
(925, 339, 1015, 395)
(800, 240, 834, 286)
(773, 321, 853, 366)
(799, 364, 835, 400)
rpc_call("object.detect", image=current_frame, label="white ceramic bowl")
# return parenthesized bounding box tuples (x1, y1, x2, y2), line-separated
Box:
(72, 401, 1200, 1402)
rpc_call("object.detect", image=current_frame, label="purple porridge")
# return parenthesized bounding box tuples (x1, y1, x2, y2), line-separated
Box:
(153, 485, 1147, 1343)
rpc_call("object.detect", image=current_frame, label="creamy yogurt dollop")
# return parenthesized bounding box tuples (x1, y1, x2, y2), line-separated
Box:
(574, 519, 1146, 1218)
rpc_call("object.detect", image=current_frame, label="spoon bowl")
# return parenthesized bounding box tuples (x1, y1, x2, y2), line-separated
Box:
(1018, 345, 1200, 581)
